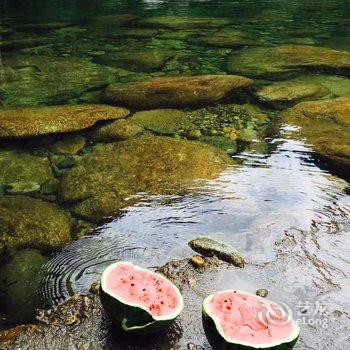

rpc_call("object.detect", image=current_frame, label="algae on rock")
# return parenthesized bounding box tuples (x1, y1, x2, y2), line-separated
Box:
(0, 196, 73, 250)
(60, 136, 231, 222)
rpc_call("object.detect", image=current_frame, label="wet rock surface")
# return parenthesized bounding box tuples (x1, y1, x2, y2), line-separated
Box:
(0, 104, 129, 138)
(226, 44, 350, 78)
(1, 56, 116, 107)
(188, 237, 245, 267)
(60, 136, 231, 222)
(102, 75, 254, 109)
(0, 195, 73, 250)
(284, 96, 350, 164)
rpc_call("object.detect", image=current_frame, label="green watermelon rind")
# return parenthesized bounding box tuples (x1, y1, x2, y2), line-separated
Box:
(100, 261, 184, 334)
(202, 290, 300, 350)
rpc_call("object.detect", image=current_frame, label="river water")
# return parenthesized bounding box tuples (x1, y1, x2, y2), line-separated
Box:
(0, 0, 349, 348)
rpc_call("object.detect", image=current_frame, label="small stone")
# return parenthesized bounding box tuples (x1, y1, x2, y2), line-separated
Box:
(190, 255, 206, 268)
(186, 129, 202, 140)
(89, 282, 100, 294)
(256, 289, 269, 298)
(187, 343, 196, 350)
(49, 135, 86, 155)
(65, 315, 80, 326)
(189, 237, 245, 267)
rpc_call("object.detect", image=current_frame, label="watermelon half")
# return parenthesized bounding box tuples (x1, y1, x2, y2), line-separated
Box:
(202, 290, 300, 350)
(100, 261, 184, 334)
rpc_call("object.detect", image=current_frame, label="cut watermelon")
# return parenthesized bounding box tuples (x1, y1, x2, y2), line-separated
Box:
(202, 290, 300, 349)
(100, 261, 184, 334)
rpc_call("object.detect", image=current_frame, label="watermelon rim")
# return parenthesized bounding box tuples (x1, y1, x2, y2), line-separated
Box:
(100, 261, 184, 322)
(202, 289, 300, 349)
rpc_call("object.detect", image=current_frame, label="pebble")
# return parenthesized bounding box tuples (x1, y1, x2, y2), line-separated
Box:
(256, 288, 269, 298)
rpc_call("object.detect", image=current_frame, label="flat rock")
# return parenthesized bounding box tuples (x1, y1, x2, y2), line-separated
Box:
(0, 195, 73, 250)
(284, 96, 350, 163)
(226, 44, 350, 78)
(188, 237, 245, 267)
(92, 119, 143, 142)
(102, 75, 254, 109)
(192, 29, 257, 48)
(95, 50, 175, 72)
(139, 16, 231, 30)
(0, 104, 129, 138)
(0, 150, 53, 186)
(59, 136, 231, 222)
(257, 81, 331, 109)
(1, 56, 116, 107)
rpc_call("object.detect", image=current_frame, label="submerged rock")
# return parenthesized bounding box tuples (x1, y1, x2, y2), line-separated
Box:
(102, 75, 253, 109)
(5, 182, 41, 195)
(1, 56, 116, 107)
(95, 50, 175, 72)
(0, 196, 73, 250)
(284, 96, 350, 164)
(139, 16, 231, 30)
(129, 109, 191, 135)
(49, 135, 86, 155)
(0, 104, 129, 138)
(192, 29, 257, 48)
(92, 119, 143, 142)
(60, 136, 231, 222)
(0, 150, 53, 187)
(188, 237, 245, 267)
(226, 44, 350, 78)
(0, 249, 48, 323)
(257, 81, 331, 109)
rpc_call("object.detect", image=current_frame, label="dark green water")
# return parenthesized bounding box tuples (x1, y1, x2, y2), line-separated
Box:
(0, 1, 350, 349)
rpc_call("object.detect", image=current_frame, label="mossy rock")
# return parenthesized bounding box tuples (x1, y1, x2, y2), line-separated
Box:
(49, 135, 86, 155)
(95, 50, 175, 72)
(0, 104, 129, 138)
(0, 150, 53, 187)
(0, 249, 48, 323)
(191, 29, 257, 48)
(102, 75, 253, 109)
(129, 109, 192, 135)
(284, 96, 350, 164)
(0, 195, 73, 250)
(0, 56, 116, 107)
(93, 119, 143, 142)
(60, 136, 231, 222)
(226, 44, 350, 79)
(139, 16, 231, 30)
(199, 136, 238, 154)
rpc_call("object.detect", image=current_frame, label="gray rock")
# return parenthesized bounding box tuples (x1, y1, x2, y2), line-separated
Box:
(188, 237, 245, 267)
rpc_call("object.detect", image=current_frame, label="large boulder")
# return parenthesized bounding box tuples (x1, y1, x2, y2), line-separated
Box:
(0, 56, 116, 107)
(102, 75, 253, 109)
(284, 96, 350, 164)
(60, 136, 231, 222)
(226, 45, 350, 79)
(0, 196, 73, 250)
(139, 16, 231, 30)
(0, 104, 129, 138)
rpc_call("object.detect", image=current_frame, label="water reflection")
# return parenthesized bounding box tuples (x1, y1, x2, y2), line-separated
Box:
(41, 126, 349, 305)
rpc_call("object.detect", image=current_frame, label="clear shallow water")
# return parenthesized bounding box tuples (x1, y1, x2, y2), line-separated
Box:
(41, 127, 350, 304)
(0, 0, 350, 344)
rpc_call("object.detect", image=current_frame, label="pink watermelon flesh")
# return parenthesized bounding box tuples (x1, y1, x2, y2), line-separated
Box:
(105, 263, 180, 317)
(208, 291, 295, 345)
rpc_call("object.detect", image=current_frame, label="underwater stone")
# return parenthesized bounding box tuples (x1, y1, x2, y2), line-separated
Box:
(0, 104, 129, 138)
(0, 195, 73, 250)
(92, 119, 143, 142)
(102, 75, 253, 109)
(284, 96, 350, 164)
(0, 249, 48, 323)
(226, 44, 350, 78)
(139, 16, 231, 30)
(0, 150, 53, 187)
(0, 56, 116, 107)
(59, 136, 231, 222)
(257, 81, 331, 109)
(5, 182, 41, 195)
(49, 135, 86, 155)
